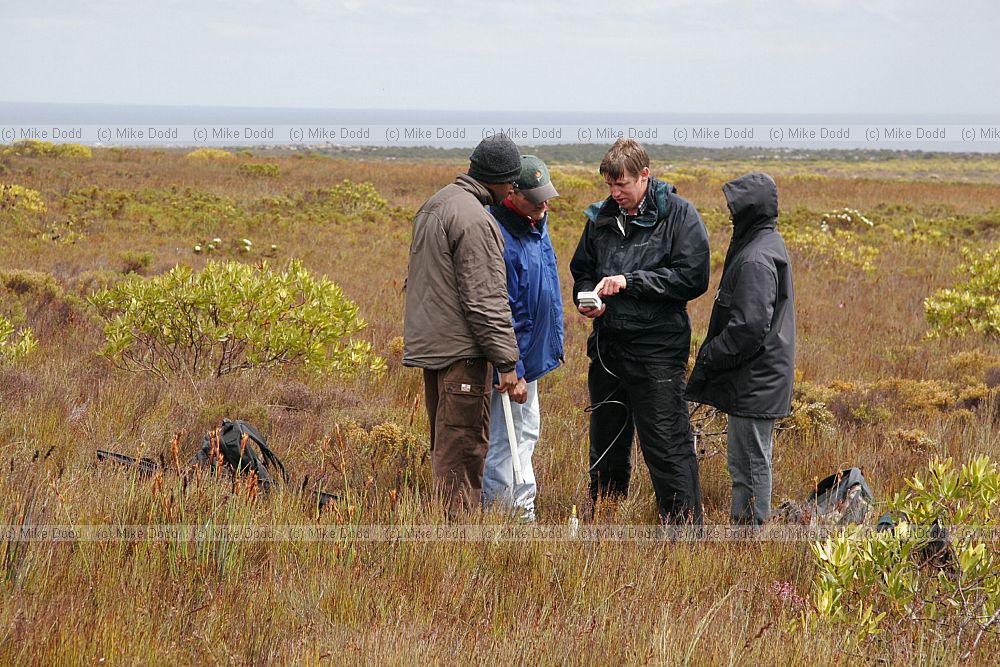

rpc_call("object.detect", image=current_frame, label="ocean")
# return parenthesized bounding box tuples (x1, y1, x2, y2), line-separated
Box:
(2, 102, 998, 153)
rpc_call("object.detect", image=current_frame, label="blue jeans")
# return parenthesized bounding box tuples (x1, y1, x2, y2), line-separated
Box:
(727, 415, 774, 525)
(482, 381, 539, 521)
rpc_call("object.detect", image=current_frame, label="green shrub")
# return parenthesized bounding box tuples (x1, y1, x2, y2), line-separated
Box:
(55, 143, 92, 159)
(811, 456, 1000, 659)
(849, 404, 892, 426)
(785, 172, 831, 183)
(892, 428, 937, 454)
(320, 179, 388, 215)
(89, 259, 385, 379)
(251, 180, 390, 225)
(0, 184, 62, 241)
(0, 270, 87, 332)
(67, 270, 124, 295)
(780, 399, 835, 434)
(185, 148, 234, 160)
(340, 420, 423, 488)
(782, 215, 879, 273)
(0, 184, 47, 213)
(0, 315, 36, 362)
(699, 207, 732, 234)
(664, 165, 729, 187)
(825, 378, 986, 423)
(820, 207, 874, 230)
(925, 244, 1000, 338)
(0, 140, 92, 159)
(58, 186, 248, 234)
(237, 163, 280, 178)
(119, 250, 154, 275)
(658, 171, 700, 186)
(945, 350, 1000, 383)
(1, 269, 63, 299)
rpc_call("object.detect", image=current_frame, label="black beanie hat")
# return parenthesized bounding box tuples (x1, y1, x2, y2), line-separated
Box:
(468, 134, 521, 183)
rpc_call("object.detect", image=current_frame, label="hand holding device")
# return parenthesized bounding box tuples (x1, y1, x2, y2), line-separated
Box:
(577, 290, 603, 310)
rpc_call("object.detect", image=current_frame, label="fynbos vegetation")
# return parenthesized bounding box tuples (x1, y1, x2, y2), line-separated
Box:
(812, 457, 1000, 658)
(925, 244, 1000, 339)
(90, 259, 384, 379)
(0, 146, 996, 663)
(0, 315, 36, 362)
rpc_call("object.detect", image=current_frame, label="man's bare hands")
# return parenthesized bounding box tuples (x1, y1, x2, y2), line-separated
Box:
(577, 303, 606, 318)
(510, 377, 528, 403)
(495, 370, 528, 404)
(577, 274, 625, 318)
(595, 274, 627, 297)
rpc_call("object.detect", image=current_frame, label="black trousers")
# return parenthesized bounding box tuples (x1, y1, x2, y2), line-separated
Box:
(588, 354, 703, 525)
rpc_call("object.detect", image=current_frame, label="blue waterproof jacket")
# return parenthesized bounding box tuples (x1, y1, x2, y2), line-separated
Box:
(489, 203, 565, 382)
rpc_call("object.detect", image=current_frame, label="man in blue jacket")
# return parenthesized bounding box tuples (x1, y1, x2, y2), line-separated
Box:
(483, 155, 564, 522)
(570, 139, 710, 525)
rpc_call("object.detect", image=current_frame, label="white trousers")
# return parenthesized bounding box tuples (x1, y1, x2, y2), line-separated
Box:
(482, 380, 539, 521)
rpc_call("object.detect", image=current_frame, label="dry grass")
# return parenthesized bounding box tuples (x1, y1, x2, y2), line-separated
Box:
(0, 148, 998, 664)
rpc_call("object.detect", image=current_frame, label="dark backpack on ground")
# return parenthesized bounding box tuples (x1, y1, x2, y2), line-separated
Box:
(775, 467, 875, 525)
(809, 468, 874, 525)
(193, 419, 287, 490)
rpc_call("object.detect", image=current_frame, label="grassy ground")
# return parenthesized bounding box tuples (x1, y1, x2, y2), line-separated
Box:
(1, 147, 998, 664)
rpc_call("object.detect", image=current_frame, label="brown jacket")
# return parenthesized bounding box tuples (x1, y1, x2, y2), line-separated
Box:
(403, 174, 519, 371)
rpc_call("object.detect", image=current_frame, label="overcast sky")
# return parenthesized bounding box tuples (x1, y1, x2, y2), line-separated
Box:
(2, 0, 997, 115)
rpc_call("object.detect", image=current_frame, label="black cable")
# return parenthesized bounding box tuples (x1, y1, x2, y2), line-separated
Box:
(583, 328, 730, 494)
(582, 327, 631, 477)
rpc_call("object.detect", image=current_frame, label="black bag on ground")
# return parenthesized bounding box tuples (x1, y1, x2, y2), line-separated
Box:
(775, 467, 876, 525)
(809, 468, 874, 525)
(194, 419, 287, 490)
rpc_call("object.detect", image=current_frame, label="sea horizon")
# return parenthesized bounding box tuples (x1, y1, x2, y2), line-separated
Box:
(2, 101, 998, 153)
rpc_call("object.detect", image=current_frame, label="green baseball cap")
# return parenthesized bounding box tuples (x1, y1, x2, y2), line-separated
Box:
(515, 155, 559, 205)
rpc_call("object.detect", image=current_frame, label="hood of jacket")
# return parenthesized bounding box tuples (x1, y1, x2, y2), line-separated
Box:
(723, 172, 778, 235)
(722, 172, 778, 261)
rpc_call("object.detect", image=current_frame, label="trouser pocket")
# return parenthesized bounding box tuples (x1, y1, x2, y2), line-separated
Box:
(441, 358, 489, 428)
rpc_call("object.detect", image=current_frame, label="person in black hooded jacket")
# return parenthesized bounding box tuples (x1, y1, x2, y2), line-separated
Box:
(686, 172, 796, 526)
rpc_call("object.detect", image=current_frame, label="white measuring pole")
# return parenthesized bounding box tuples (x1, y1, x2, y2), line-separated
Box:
(501, 391, 524, 486)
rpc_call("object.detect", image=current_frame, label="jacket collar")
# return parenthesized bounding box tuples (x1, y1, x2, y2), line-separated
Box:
(591, 178, 670, 229)
(455, 173, 501, 206)
(490, 200, 545, 238)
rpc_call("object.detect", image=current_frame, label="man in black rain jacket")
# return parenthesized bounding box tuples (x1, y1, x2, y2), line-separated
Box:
(570, 139, 710, 525)
(686, 172, 796, 525)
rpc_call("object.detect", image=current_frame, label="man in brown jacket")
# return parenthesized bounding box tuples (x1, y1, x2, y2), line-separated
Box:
(403, 134, 527, 516)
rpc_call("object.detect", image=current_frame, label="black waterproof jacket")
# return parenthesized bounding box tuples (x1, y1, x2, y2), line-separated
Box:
(570, 178, 710, 361)
(685, 173, 796, 418)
